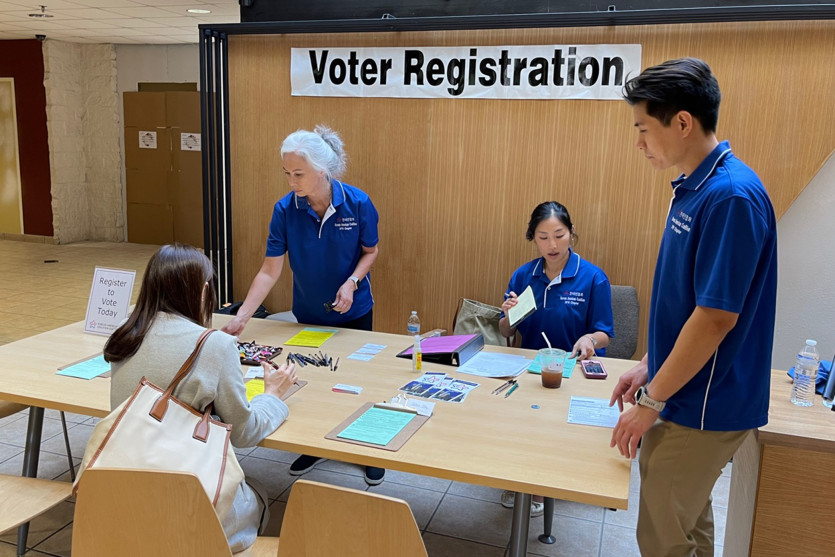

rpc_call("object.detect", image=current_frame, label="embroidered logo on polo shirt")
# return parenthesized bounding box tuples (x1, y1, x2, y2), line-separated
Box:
(559, 291, 586, 306)
(670, 210, 692, 236)
(334, 217, 358, 231)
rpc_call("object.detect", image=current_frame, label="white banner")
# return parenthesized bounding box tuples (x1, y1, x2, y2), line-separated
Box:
(291, 44, 641, 101)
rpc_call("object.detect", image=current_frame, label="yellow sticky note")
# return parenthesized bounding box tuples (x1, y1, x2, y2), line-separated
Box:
(246, 379, 265, 401)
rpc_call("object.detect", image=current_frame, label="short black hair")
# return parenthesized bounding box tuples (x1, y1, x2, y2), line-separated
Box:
(623, 58, 721, 133)
(526, 201, 576, 243)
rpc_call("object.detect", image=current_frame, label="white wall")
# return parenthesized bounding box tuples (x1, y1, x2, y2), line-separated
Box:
(772, 152, 835, 370)
(114, 44, 200, 239)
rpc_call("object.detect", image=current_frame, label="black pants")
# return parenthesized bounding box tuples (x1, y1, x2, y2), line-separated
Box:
(338, 308, 373, 332)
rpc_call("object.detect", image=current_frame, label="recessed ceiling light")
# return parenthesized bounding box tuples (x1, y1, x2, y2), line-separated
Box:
(187, 9, 212, 14)
(29, 5, 53, 18)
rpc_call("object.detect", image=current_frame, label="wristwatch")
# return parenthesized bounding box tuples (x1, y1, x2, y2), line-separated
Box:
(348, 276, 360, 290)
(635, 386, 666, 412)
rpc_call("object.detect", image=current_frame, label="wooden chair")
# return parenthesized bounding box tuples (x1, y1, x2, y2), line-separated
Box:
(0, 474, 72, 534)
(72, 468, 279, 557)
(280, 479, 428, 556)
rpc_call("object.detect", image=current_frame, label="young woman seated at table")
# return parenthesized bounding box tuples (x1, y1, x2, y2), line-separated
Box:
(499, 201, 615, 514)
(104, 244, 297, 553)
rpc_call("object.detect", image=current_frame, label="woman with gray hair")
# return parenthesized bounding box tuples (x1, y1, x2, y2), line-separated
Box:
(222, 125, 383, 484)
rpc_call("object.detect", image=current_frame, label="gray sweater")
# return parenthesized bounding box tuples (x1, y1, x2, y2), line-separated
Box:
(110, 312, 288, 552)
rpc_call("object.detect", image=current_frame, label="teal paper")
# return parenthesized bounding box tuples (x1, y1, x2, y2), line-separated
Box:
(337, 407, 416, 446)
(56, 354, 110, 380)
(527, 354, 576, 378)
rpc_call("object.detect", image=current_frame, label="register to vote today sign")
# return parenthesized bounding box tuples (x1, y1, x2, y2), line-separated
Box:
(84, 267, 136, 336)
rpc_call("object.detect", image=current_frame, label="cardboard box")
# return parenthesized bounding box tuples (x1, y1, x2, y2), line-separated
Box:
(124, 126, 171, 171)
(165, 92, 201, 130)
(127, 203, 174, 245)
(126, 168, 169, 205)
(123, 92, 166, 128)
(174, 204, 204, 249)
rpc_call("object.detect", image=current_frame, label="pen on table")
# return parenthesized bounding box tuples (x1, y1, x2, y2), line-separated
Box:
(333, 357, 340, 372)
(494, 379, 516, 395)
(492, 379, 511, 395)
(504, 383, 519, 398)
(329, 356, 333, 371)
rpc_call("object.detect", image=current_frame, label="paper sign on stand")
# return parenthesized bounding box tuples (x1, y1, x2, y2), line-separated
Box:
(84, 267, 136, 336)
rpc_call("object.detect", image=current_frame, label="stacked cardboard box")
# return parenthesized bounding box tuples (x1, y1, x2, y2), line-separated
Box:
(124, 91, 203, 247)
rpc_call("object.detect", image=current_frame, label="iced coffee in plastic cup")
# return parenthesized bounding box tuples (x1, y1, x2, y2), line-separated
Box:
(540, 348, 566, 389)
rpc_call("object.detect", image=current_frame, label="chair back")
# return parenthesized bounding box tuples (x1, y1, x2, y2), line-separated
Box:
(72, 468, 233, 557)
(608, 285, 639, 359)
(280, 479, 428, 557)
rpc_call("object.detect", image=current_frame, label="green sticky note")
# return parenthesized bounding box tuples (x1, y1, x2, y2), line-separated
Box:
(527, 355, 576, 378)
(337, 407, 416, 446)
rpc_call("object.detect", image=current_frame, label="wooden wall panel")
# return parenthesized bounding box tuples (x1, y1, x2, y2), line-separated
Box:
(228, 22, 835, 354)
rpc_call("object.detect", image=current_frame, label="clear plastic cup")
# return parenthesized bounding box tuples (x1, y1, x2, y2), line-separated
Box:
(539, 348, 566, 389)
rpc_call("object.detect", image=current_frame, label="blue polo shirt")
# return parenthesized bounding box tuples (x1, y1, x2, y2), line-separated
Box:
(265, 179, 379, 326)
(648, 141, 777, 431)
(503, 249, 614, 353)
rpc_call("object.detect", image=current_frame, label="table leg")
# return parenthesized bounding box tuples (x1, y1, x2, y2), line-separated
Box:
(17, 406, 44, 557)
(508, 492, 531, 557)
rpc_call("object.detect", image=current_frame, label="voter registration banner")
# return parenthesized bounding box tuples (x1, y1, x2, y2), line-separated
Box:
(291, 44, 641, 100)
(84, 267, 136, 336)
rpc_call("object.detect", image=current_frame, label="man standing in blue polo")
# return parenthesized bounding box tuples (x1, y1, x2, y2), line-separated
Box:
(609, 58, 777, 556)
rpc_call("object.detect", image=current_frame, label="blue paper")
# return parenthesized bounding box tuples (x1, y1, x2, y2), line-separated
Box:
(56, 354, 110, 380)
(527, 354, 577, 378)
(337, 407, 416, 446)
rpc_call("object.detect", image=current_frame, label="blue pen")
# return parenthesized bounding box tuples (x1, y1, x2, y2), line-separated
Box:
(504, 383, 519, 398)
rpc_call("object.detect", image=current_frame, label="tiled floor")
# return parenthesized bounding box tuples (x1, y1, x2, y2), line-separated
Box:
(0, 239, 730, 556)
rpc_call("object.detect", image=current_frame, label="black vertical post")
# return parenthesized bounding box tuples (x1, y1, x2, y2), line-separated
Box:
(199, 29, 213, 264)
(220, 33, 234, 305)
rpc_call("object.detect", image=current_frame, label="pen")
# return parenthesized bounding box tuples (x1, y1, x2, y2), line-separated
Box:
(492, 380, 511, 395)
(495, 379, 516, 395)
(329, 356, 333, 371)
(267, 359, 299, 385)
(504, 383, 519, 398)
(333, 357, 340, 372)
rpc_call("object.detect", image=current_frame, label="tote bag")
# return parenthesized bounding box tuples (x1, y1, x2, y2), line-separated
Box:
(452, 298, 507, 347)
(74, 329, 245, 521)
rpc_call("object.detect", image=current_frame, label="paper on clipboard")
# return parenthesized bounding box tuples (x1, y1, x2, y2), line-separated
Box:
(508, 285, 537, 328)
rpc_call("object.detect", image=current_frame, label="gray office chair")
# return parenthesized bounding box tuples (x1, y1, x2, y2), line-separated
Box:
(539, 285, 639, 544)
(606, 285, 640, 360)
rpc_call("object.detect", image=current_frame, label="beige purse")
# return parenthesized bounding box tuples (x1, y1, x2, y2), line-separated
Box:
(74, 329, 244, 521)
(452, 298, 507, 347)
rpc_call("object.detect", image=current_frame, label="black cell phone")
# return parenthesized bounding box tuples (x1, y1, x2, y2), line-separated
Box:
(580, 360, 608, 379)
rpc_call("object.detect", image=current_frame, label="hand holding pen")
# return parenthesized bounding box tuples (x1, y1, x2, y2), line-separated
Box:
(501, 291, 518, 314)
(261, 360, 298, 399)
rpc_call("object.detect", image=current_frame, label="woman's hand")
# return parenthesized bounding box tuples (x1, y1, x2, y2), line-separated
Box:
(221, 315, 248, 337)
(501, 291, 518, 314)
(571, 335, 597, 360)
(333, 279, 356, 314)
(262, 361, 298, 399)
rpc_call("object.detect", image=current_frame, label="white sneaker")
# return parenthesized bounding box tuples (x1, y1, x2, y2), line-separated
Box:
(501, 490, 545, 517)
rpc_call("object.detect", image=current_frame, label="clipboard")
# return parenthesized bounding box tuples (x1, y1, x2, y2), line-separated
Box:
(281, 379, 307, 401)
(325, 402, 430, 452)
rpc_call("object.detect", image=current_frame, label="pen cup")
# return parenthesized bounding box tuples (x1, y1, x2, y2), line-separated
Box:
(539, 348, 566, 389)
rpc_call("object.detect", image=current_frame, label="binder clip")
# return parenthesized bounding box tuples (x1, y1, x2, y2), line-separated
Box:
(374, 393, 418, 413)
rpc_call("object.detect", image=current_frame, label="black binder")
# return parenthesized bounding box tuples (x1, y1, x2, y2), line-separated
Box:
(396, 334, 484, 366)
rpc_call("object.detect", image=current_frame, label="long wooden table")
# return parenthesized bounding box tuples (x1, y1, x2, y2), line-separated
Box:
(0, 316, 632, 556)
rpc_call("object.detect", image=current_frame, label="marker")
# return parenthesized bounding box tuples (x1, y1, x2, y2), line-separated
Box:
(504, 383, 519, 398)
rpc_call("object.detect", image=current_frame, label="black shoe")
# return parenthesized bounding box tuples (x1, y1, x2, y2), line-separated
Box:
(364, 466, 385, 486)
(290, 455, 325, 476)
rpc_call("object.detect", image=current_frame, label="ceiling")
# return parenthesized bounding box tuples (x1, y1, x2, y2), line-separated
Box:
(0, 1, 240, 44)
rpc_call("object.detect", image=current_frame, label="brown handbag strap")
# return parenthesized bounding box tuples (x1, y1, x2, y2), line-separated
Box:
(149, 329, 216, 421)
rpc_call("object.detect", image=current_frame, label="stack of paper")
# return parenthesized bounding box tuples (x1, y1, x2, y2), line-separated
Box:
(456, 352, 532, 378)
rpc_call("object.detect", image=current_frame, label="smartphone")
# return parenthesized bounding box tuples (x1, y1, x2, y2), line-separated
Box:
(580, 360, 608, 379)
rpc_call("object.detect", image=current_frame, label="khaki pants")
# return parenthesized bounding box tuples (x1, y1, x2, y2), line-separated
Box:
(637, 420, 751, 557)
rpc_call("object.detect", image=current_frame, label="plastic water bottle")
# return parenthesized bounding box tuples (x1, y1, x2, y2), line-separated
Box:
(791, 339, 820, 407)
(407, 311, 420, 336)
(412, 335, 422, 373)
